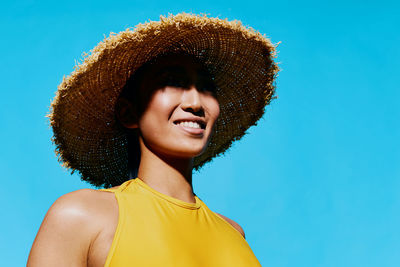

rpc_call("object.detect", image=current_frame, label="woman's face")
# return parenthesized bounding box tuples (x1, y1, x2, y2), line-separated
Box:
(128, 54, 220, 160)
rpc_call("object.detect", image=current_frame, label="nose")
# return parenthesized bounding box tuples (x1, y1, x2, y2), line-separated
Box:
(180, 86, 203, 115)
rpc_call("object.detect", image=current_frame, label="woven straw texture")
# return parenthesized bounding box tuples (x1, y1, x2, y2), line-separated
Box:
(49, 13, 279, 188)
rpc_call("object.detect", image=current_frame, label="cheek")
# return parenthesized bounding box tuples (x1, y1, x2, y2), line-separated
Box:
(207, 98, 220, 123)
(215, 102, 220, 119)
(155, 91, 177, 109)
(138, 92, 176, 131)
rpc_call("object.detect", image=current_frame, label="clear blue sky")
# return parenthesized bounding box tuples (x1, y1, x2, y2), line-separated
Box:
(1, 0, 399, 266)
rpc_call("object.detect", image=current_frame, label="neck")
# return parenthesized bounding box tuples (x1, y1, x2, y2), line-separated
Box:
(135, 137, 196, 204)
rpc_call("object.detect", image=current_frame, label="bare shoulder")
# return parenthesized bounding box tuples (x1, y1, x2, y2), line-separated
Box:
(215, 212, 246, 239)
(43, 188, 117, 230)
(27, 188, 117, 267)
(58, 187, 118, 213)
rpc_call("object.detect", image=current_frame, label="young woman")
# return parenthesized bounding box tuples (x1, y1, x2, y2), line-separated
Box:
(28, 13, 278, 266)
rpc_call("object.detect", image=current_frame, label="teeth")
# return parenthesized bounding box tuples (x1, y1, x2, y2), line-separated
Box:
(178, 121, 202, 129)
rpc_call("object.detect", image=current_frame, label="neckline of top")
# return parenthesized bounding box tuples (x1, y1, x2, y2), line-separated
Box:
(133, 178, 201, 210)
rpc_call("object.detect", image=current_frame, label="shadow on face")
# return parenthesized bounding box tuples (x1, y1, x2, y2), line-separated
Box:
(115, 52, 217, 177)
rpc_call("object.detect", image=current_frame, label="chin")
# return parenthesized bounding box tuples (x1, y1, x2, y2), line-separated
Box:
(165, 144, 208, 159)
(174, 149, 206, 158)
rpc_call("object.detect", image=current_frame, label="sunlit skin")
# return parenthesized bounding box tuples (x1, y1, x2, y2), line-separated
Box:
(27, 54, 245, 267)
(118, 54, 220, 203)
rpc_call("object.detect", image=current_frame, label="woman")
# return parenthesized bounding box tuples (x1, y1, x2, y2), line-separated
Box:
(28, 13, 278, 266)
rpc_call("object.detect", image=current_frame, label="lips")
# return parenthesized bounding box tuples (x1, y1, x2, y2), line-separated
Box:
(173, 119, 206, 136)
(173, 118, 206, 129)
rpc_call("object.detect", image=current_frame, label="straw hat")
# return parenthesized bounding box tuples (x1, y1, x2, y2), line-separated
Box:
(49, 12, 279, 188)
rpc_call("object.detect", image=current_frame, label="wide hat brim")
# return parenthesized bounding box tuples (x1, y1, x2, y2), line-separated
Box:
(49, 13, 279, 188)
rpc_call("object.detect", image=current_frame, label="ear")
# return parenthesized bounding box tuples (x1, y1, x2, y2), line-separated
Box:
(115, 97, 139, 129)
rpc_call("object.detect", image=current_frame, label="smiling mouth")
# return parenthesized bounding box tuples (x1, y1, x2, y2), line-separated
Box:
(173, 120, 206, 129)
(173, 120, 206, 136)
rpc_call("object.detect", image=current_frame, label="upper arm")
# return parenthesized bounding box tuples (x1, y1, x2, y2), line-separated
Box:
(27, 189, 100, 267)
(216, 213, 246, 239)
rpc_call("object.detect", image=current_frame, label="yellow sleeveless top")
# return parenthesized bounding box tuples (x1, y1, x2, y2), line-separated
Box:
(98, 178, 261, 267)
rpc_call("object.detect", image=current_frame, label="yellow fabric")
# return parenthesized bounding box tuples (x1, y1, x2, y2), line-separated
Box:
(98, 178, 261, 266)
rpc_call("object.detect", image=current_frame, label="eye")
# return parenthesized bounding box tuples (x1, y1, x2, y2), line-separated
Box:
(158, 73, 189, 88)
(196, 80, 217, 94)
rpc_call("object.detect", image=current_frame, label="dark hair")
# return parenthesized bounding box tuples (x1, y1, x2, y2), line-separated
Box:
(116, 60, 152, 178)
